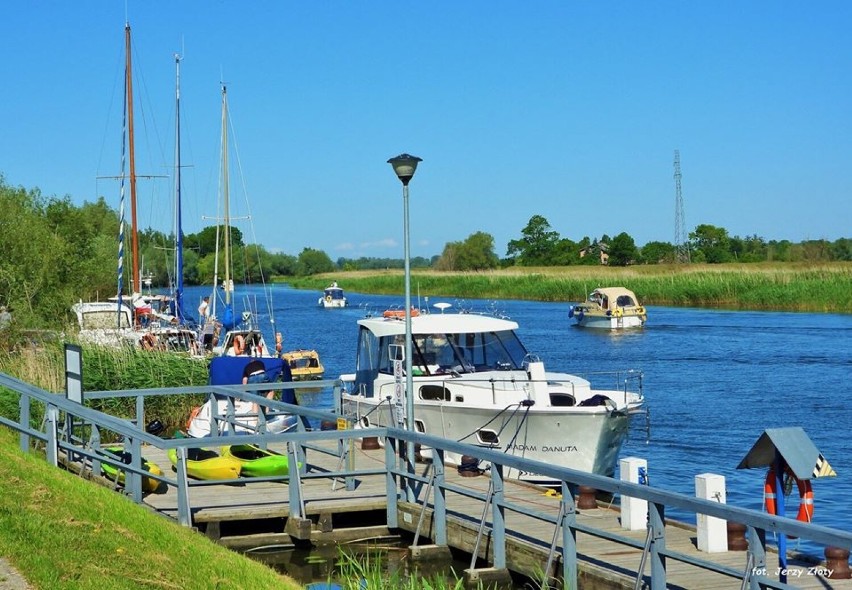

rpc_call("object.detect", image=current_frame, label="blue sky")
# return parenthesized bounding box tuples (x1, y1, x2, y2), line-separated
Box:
(2, 2, 850, 260)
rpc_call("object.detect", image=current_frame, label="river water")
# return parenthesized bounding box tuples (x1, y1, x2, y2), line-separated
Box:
(184, 284, 852, 559)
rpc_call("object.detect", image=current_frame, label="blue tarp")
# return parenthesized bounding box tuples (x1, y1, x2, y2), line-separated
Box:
(208, 356, 296, 404)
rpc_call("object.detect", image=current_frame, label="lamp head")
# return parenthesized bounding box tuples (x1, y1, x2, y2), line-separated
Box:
(387, 153, 422, 186)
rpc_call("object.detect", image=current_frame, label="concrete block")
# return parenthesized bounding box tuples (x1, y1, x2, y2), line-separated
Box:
(620, 457, 647, 530)
(695, 473, 727, 552)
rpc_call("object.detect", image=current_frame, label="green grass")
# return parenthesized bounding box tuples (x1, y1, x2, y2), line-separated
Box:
(0, 425, 301, 590)
(282, 262, 852, 312)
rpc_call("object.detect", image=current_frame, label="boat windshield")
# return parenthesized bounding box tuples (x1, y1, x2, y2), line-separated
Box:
(360, 328, 529, 377)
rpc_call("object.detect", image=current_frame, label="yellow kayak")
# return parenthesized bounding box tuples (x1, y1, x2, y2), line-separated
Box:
(101, 446, 163, 493)
(167, 447, 241, 480)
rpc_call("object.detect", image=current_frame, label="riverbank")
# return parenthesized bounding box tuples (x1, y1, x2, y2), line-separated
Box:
(0, 426, 301, 590)
(283, 262, 852, 313)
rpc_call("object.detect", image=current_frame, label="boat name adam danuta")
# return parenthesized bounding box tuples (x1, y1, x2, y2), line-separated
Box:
(511, 445, 579, 453)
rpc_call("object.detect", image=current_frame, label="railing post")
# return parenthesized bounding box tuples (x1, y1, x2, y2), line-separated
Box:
(491, 464, 506, 569)
(649, 501, 667, 590)
(747, 525, 767, 590)
(129, 436, 143, 503)
(287, 441, 304, 518)
(433, 448, 447, 545)
(562, 482, 578, 589)
(135, 394, 144, 430)
(18, 392, 30, 452)
(46, 405, 59, 467)
(175, 447, 192, 527)
(386, 433, 399, 529)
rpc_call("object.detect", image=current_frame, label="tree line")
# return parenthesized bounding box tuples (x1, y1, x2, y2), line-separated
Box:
(1, 176, 849, 326)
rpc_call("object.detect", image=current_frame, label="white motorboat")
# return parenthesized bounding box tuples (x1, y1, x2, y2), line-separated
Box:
(340, 304, 645, 483)
(569, 287, 648, 330)
(318, 283, 347, 308)
(71, 300, 138, 348)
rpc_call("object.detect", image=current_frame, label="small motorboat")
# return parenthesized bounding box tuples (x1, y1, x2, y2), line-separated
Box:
(100, 446, 163, 493)
(569, 287, 647, 329)
(221, 444, 296, 477)
(318, 283, 347, 308)
(167, 447, 241, 480)
(281, 349, 324, 381)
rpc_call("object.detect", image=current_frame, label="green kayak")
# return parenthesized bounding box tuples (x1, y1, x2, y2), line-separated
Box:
(221, 444, 295, 478)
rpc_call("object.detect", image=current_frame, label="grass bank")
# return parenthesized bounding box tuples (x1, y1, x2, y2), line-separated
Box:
(0, 425, 301, 590)
(283, 262, 852, 313)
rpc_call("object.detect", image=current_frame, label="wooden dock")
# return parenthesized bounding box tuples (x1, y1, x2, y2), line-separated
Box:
(131, 441, 852, 590)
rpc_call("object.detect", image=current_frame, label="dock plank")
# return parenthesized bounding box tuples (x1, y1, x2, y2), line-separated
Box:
(130, 441, 851, 589)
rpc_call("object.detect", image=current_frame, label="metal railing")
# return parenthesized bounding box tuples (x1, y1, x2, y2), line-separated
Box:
(1, 371, 850, 589)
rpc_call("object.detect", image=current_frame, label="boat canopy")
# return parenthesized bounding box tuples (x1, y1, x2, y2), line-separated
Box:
(354, 314, 529, 398)
(587, 287, 641, 309)
(323, 287, 346, 300)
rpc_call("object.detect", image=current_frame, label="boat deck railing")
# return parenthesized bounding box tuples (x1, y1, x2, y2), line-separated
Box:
(1, 370, 851, 589)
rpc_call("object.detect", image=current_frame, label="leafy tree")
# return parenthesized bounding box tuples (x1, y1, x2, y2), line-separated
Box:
(506, 215, 560, 266)
(832, 238, 852, 261)
(436, 231, 499, 271)
(639, 241, 676, 264)
(608, 232, 637, 266)
(296, 248, 336, 275)
(689, 224, 732, 263)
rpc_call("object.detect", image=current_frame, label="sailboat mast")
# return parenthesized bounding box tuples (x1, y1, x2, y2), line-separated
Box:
(221, 85, 231, 306)
(173, 53, 185, 323)
(124, 24, 141, 297)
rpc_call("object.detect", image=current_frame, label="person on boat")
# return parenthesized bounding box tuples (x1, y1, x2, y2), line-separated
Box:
(197, 296, 210, 323)
(242, 359, 274, 400)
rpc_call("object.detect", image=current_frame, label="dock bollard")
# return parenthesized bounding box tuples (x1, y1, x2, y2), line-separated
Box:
(361, 436, 380, 450)
(726, 522, 747, 551)
(824, 547, 851, 579)
(458, 455, 481, 477)
(577, 486, 598, 509)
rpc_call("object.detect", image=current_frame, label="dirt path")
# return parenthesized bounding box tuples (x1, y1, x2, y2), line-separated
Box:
(0, 559, 31, 590)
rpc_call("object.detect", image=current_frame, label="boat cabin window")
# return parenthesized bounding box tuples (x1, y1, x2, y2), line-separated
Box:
(81, 310, 133, 329)
(616, 295, 636, 307)
(419, 385, 451, 401)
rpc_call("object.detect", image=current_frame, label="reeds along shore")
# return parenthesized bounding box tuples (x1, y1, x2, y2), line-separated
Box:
(286, 263, 852, 313)
(0, 343, 209, 432)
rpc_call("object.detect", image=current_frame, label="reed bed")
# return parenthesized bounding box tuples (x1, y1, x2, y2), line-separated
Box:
(0, 340, 209, 432)
(285, 263, 852, 312)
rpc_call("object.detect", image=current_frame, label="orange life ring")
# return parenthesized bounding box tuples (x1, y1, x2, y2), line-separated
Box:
(764, 466, 814, 526)
(141, 333, 158, 350)
(383, 308, 420, 319)
(233, 334, 246, 355)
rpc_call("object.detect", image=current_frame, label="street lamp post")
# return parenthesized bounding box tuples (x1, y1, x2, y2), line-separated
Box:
(387, 153, 422, 487)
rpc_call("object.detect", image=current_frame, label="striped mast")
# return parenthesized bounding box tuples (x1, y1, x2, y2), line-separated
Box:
(116, 74, 127, 326)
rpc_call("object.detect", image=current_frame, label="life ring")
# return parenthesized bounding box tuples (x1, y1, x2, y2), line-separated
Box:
(764, 466, 814, 527)
(233, 334, 246, 355)
(383, 308, 420, 319)
(140, 333, 158, 350)
(325, 295, 332, 303)
(614, 308, 623, 317)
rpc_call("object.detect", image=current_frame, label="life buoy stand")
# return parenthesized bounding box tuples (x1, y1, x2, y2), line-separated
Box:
(764, 466, 814, 532)
(233, 334, 246, 356)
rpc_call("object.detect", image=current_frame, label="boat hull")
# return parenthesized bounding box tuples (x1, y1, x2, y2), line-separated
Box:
(167, 447, 241, 480)
(574, 312, 645, 330)
(343, 394, 631, 483)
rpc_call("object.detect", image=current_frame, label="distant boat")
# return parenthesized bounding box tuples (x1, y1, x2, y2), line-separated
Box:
(281, 349, 324, 381)
(569, 287, 648, 330)
(318, 283, 347, 308)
